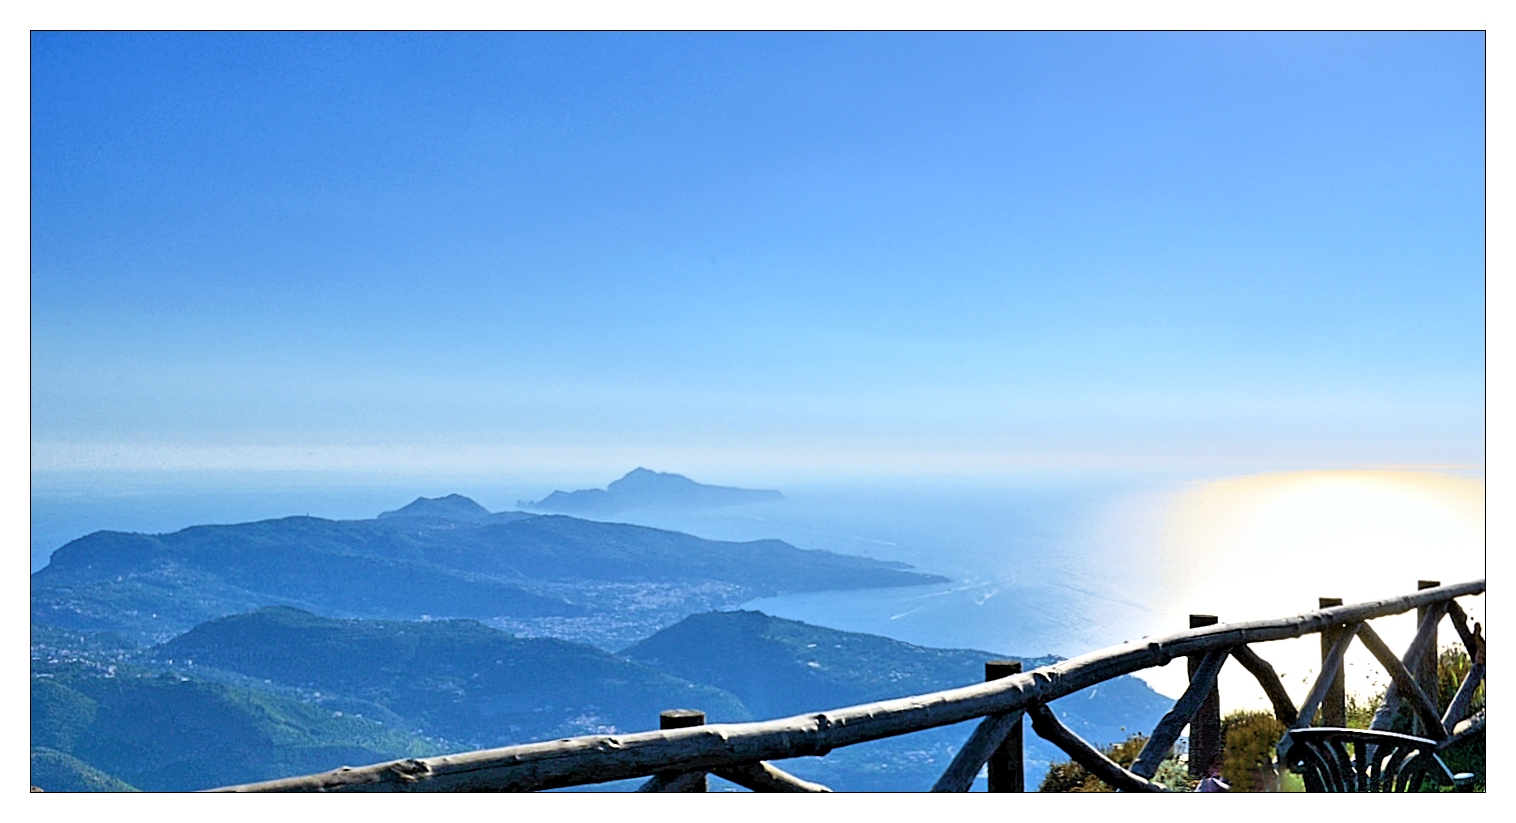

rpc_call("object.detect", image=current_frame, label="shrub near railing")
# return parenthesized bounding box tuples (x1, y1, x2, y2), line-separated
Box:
(1038, 735, 1194, 792)
(1220, 711, 1286, 792)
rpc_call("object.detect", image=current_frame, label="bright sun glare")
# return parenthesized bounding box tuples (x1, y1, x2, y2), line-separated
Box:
(1135, 470, 1484, 706)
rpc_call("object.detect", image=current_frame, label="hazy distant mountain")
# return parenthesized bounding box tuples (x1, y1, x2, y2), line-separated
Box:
(529, 468, 783, 515)
(377, 494, 491, 521)
(31, 498, 942, 644)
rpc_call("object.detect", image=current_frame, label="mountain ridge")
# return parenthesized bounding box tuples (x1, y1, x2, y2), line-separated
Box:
(32, 507, 943, 645)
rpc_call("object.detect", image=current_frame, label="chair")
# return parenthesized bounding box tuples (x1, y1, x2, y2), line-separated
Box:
(1279, 728, 1475, 792)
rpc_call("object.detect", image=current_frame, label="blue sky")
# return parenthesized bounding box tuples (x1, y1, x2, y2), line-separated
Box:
(30, 32, 1485, 481)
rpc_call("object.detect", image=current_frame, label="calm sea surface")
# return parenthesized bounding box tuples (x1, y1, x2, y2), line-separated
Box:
(610, 481, 1179, 661)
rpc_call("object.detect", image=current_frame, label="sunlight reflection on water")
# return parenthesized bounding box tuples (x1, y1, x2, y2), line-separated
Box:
(705, 470, 1483, 709)
(1139, 470, 1484, 704)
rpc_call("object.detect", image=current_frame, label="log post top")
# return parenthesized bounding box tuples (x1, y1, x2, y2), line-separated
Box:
(661, 709, 707, 730)
(985, 660, 1022, 680)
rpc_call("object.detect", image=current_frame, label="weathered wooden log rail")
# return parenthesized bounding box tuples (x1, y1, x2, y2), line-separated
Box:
(211, 578, 1484, 793)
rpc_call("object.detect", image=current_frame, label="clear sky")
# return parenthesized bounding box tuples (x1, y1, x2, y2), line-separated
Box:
(30, 32, 1485, 482)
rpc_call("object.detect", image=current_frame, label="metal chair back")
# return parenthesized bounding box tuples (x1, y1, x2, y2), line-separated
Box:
(1281, 728, 1471, 792)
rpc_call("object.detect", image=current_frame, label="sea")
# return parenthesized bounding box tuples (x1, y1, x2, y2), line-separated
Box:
(30, 468, 1485, 706)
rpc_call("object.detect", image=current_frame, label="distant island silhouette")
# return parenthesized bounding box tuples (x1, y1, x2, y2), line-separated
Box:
(524, 468, 783, 516)
(377, 493, 491, 521)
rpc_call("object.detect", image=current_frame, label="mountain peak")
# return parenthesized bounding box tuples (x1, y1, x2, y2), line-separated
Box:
(529, 470, 782, 516)
(608, 468, 700, 492)
(377, 494, 490, 522)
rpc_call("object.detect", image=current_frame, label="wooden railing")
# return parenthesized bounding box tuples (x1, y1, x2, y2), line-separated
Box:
(211, 578, 1485, 792)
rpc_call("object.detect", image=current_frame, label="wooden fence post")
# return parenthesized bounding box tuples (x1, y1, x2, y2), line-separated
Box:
(1415, 580, 1440, 736)
(1187, 615, 1221, 778)
(1318, 598, 1345, 727)
(660, 709, 707, 792)
(985, 660, 1024, 792)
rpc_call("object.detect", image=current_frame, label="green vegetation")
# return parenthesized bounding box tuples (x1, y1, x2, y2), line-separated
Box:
(1433, 645, 1484, 791)
(1037, 734, 1140, 792)
(1037, 733, 1194, 792)
(32, 679, 99, 753)
(1033, 712, 1303, 793)
(1437, 644, 1484, 714)
(30, 748, 139, 792)
(1220, 710, 1286, 791)
(1344, 644, 1484, 791)
(1345, 690, 1383, 728)
(31, 666, 440, 791)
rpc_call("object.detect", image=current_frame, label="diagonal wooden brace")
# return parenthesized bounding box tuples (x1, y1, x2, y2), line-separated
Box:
(1442, 661, 1484, 732)
(637, 770, 707, 792)
(1356, 622, 1449, 741)
(1131, 647, 1229, 779)
(1445, 601, 1482, 660)
(1028, 704, 1167, 792)
(1230, 645, 1298, 727)
(930, 710, 1024, 792)
(1293, 622, 1361, 731)
(1368, 603, 1449, 733)
(710, 761, 831, 792)
(1441, 710, 1485, 751)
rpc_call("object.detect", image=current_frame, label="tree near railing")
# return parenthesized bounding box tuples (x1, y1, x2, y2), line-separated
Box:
(209, 578, 1484, 793)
